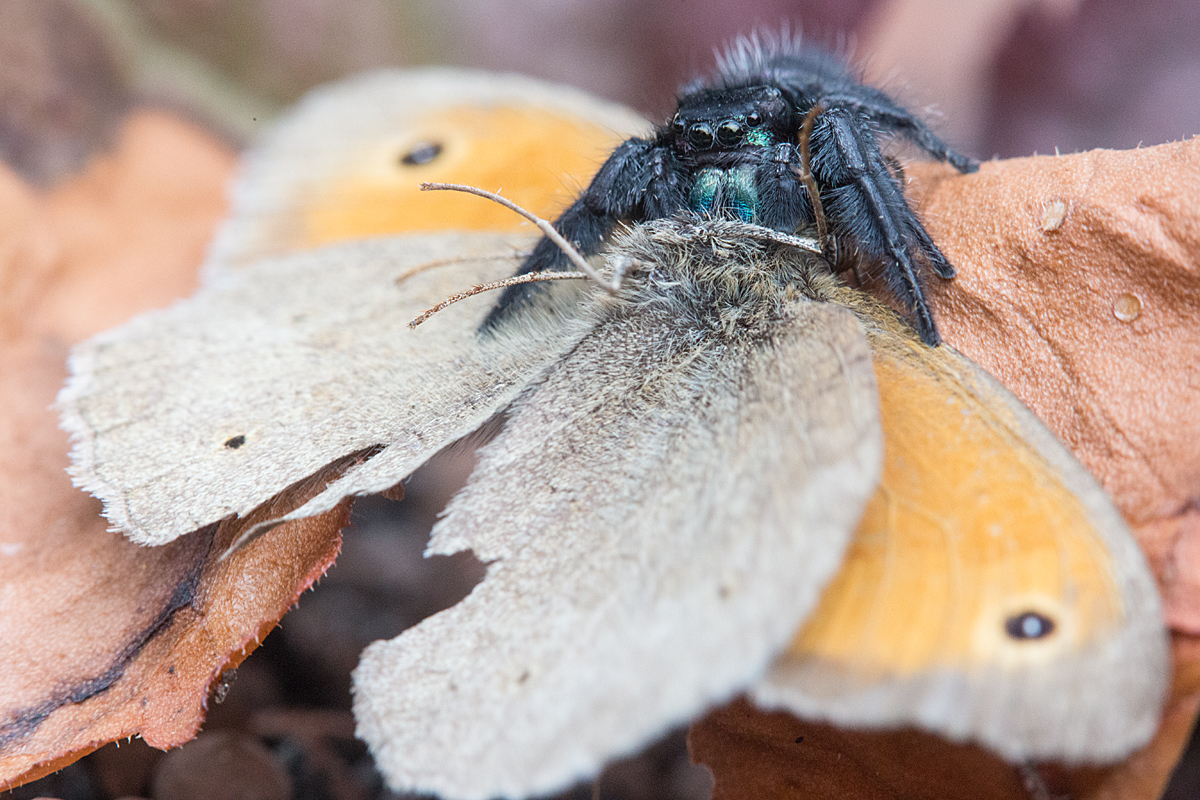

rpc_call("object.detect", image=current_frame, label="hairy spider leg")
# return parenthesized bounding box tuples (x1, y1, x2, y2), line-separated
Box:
(813, 105, 943, 345)
(827, 93, 963, 282)
(820, 88, 980, 174)
(757, 67, 973, 341)
(480, 136, 687, 331)
(807, 94, 958, 284)
(751, 143, 814, 233)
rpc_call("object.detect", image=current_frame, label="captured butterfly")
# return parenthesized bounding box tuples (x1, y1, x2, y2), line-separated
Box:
(58, 57, 1166, 800)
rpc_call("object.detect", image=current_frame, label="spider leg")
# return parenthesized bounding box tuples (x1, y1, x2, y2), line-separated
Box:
(481, 136, 686, 331)
(907, 213, 956, 280)
(817, 94, 960, 281)
(820, 88, 978, 173)
(739, 47, 976, 172)
(877, 153, 954, 279)
(810, 106, 945, 345)
(753, 142, 815, 234)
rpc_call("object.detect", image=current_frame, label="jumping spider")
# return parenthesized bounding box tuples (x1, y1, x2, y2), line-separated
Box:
(483, 34, 978, 346)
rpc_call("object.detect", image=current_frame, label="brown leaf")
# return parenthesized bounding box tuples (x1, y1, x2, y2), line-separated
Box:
(923, 142, 1200, 796)
(921, 144, 1200, 531)
(0, 110, 349, 788)
(692, 140, 1200, 800)
(695, 634, 1200, 800)
(691, 697, 1034, 800)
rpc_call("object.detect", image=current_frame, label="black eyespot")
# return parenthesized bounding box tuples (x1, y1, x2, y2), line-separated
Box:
(224, 435, 246, 450)
(1005, 611, 1056, 640)
(746, 111, 763, 127)
(688, 122, 714, 149)
(716, 120, 743, 147)
(671, 115, 686, 136)
(399, 141, 443, 166)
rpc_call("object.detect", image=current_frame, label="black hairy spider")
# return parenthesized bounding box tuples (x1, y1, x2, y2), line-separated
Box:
(482, 34, 978, 346)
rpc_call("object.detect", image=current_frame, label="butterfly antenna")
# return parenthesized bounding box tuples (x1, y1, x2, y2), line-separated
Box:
(395, 251, 528, 286)
(797, 104, 830, 248)
(409, 270, 589, 328)
(421, 182, 620, 292)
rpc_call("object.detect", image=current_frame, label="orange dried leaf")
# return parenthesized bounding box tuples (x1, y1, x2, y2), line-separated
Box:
(691, 697, 1033, 800)
(0, 110, 348, 788)
(693, 635, 1200, 800)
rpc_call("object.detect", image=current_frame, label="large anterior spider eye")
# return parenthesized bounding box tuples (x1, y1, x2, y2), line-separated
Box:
(688, 123, 714, 149)
(671, 115, 686, 136)
(746, 111, 763, 127)
(716, 120, 743, 146)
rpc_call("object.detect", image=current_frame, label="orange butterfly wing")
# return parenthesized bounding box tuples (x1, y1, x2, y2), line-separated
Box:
(209, 69, 645, 269)
(761, 329, 1166, 762)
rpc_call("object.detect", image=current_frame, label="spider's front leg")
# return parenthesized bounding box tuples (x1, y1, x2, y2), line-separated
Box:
(481, 137, 686, 331)
(808, 105, 951, 346)
(819, 87, 980, 174)
(754, 143, 817, 233)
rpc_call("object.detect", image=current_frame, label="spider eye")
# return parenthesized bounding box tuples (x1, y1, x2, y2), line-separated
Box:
(716, 120, 743, 146)
(671, 115, 686, 136)
(688, 123, 714, 149)
(746, 111, 763, 127)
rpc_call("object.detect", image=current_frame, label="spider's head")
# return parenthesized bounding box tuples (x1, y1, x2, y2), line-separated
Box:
(670, 85, 792, 154)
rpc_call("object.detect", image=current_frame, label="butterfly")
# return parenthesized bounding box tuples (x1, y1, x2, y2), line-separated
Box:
(58, 66, 1167, 799)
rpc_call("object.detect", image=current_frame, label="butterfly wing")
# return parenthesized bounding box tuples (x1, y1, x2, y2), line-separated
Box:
(59, 234, 593, 544)
(206, 67, 649, 273)
(757, 328, 1168, 763)
(59, 67, 649, 545)
(353, 298, 882, 799)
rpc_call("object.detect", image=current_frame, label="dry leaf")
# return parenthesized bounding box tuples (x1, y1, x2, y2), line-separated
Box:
(691, 697, 1036, 800)
(0, 110, 351, 788)
(693, 635, 1200, 800)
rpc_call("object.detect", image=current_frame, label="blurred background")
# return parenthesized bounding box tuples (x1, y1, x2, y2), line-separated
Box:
(3, 0, 1198, 798)
(5, 0, 1200, 186)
